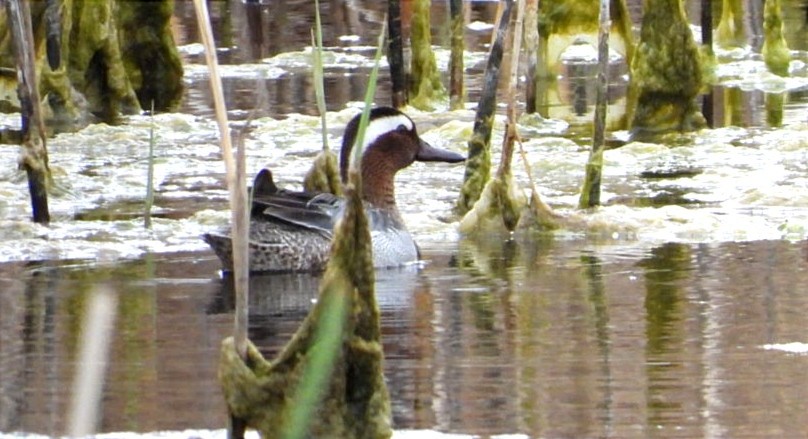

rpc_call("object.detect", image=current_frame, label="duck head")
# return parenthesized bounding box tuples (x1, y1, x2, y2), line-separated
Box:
(338, 107, 465, 207)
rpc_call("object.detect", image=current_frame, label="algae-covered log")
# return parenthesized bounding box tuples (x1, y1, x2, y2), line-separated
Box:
(0, 0, 183, 129)
(629, 0, 706, 139)
(762, 0, 790, 77)
(455, 0, 513, 216)
(716, 0, 746, 49)
(409, 0, 445, 110)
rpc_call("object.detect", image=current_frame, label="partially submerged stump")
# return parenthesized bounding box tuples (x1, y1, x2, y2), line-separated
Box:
(762, 0, 790, 77)
(218, 164, 391, 438)
(629, 0, 706, 140)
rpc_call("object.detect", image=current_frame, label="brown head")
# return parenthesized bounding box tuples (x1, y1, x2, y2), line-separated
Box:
(338, 107, 465, 209)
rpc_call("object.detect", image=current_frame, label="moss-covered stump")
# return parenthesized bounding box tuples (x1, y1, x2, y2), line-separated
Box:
(117, 0, 184, 111)
(409, 0, 445, 110)
(0, 0, 183, 130)
(219, 171, 391, 438)
(762, 0, 790, 77)
(629, 0, 705, 139)
(716, 0, 746, 49)
(459, 172, 526, 234)
(303, 150, 343, 195)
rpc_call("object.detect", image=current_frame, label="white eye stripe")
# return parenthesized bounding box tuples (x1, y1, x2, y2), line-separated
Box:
(359, 115, 413, 150)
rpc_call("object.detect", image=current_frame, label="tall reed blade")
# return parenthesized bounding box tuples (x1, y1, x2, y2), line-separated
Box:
(144, 102, 156, 229)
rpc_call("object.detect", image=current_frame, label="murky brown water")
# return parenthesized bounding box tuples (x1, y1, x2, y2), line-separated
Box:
(2, 239, 808, 437)
(3, 0, 808, 437)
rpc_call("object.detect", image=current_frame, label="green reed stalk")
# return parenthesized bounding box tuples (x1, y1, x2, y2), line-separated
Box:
(281, 20, 388, 439)
(144, 102, 156, 229)
(313, 0, 328, 151)
(192, 1, 250, 437)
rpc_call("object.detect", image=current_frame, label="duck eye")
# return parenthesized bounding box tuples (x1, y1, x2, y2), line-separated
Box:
(396, 124, 408, 132)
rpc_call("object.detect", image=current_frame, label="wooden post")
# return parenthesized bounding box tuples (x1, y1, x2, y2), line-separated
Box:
(388, 0, 407, 108)
(579, 0, 610, 208)
(6, 0, 51, 224)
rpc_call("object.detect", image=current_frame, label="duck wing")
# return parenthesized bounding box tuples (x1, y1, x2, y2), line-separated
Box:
(252, 190, 341, 237)
(248, 167, 403, 237)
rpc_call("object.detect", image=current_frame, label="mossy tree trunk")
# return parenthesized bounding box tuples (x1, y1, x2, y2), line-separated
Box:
(629, 0, 706, 139)
(409, 0, 445, 110)
(0, 0, 183, 130)
(762, 0, 790, 77)
(716, 0, 746, 49)
(448, 0, 464, 110)
(387, 0, 407, 108)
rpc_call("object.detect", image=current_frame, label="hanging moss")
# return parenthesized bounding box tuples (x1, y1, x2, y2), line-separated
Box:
(629, 0, 706, 139)
(762, 0, 790, 77)
(716, 0, 746, 49)
(409, 0, 445, 110)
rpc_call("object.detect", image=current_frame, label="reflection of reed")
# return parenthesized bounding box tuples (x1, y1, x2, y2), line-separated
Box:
(0, 270, 26, 432)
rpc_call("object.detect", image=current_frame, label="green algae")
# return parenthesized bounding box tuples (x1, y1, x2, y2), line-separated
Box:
(409, 0, 446, 110)
(629, 0, 705, 139)
(762, 0, 791, 77)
